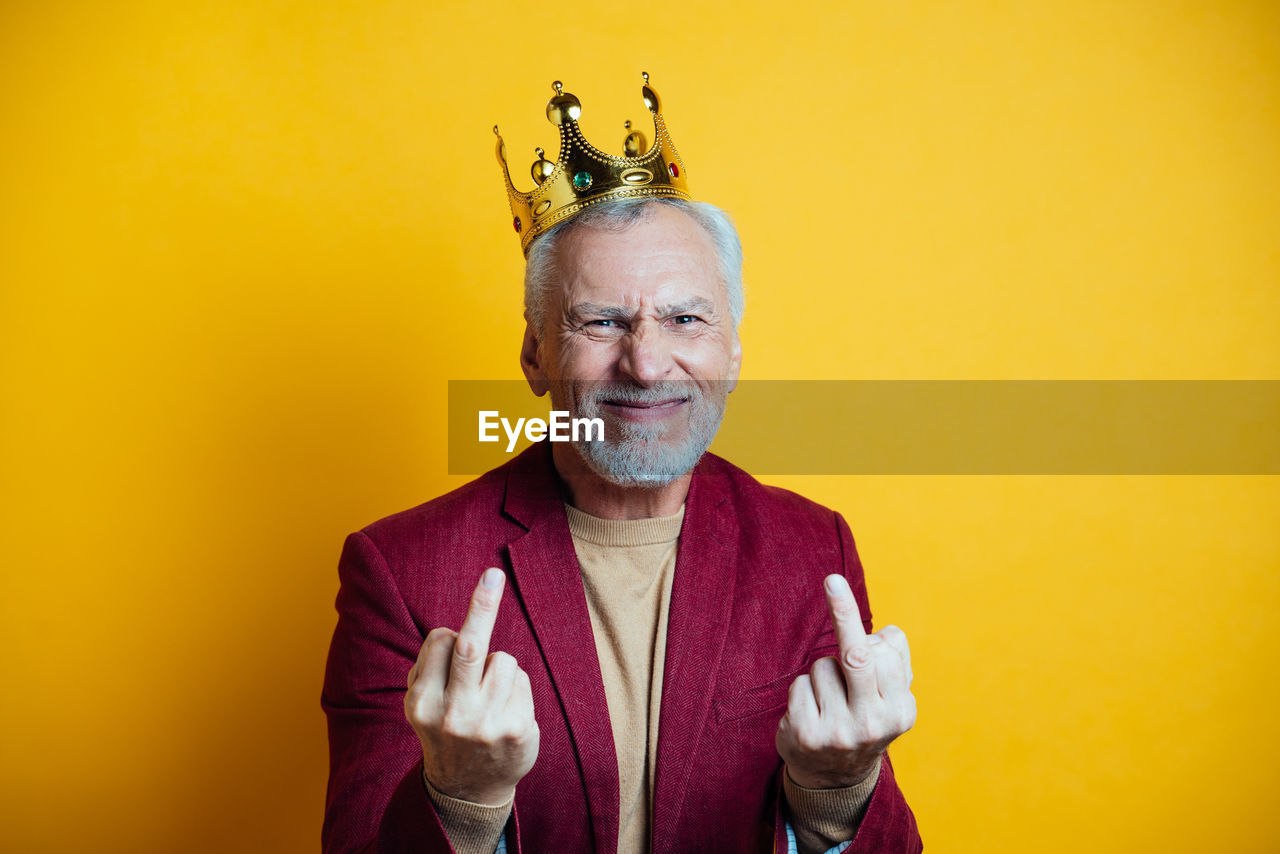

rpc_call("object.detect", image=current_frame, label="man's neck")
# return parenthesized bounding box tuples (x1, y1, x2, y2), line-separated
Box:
(551, 444, 691, 520)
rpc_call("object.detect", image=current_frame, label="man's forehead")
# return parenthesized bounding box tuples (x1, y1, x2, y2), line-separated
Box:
(559, 206, 714, 264)
(557, 224, 719, 297)
(556, 267, 725, 314)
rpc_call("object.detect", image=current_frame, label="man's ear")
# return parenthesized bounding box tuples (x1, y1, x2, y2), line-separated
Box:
(520, 320, 549, 397)
(725, 328, 743, 394)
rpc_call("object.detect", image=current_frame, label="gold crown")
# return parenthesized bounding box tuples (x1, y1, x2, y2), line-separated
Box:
(494, 72, 691, 254)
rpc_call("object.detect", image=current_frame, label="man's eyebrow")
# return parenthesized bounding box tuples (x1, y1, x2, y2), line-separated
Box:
(657, 297, 716, 316)
(566, 302, 633, 322)
(566, 297, 718, 322)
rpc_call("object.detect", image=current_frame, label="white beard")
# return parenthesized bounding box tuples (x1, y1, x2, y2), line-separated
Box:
(552, 380, 728, 487)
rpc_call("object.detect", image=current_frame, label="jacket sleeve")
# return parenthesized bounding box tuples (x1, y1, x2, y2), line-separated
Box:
(321, 530, 522, 854)
(772, 752, 920, 854)
(767, 512, 922, 854)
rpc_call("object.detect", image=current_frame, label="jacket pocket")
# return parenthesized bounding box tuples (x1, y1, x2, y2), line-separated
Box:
(712, 642, 842, 726)
(711, 640, 839, 727)
(713, 669, 797, 726)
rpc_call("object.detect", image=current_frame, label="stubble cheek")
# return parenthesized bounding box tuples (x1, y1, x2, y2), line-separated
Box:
(544, 338, 583, 410)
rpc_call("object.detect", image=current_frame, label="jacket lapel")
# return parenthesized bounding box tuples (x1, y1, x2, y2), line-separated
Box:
(651, 456, 739, 851)
(503, 444, 620, 854)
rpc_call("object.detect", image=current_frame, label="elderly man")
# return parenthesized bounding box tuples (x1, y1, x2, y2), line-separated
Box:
(322, 76, 920, 854)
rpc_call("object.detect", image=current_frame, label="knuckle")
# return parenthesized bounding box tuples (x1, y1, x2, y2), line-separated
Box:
(901, 696, 918, 729)
(807, 733, 833, 755)
(874, 645, 898, 669)
(439, 709, 473, 739)
(789, 677, 813, 706)
(848, 708, 874, 735)
(828, 730, 855, 752)
(454, 638, 479, 665)
(425, 633, 456, 659)
(432, 637, 457, 663)
(792, 727, 824, 754)
(406, 698, 437, 730)
(505, 722, 535, 747)
(843, 647, 873, 670)
(424, 626, 454, 645)
(471, 587, 497, 612)
(831, 599, 858, 619)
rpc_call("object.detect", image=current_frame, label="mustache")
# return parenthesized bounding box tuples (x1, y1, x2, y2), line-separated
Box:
(577, 382, 699, 407)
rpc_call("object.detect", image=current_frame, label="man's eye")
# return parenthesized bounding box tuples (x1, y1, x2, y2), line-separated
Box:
(587, 319, 619, 329)
(672, 315, 700, 325)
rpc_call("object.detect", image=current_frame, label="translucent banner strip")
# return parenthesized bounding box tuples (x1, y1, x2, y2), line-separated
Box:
(447, 381, 1280, 475)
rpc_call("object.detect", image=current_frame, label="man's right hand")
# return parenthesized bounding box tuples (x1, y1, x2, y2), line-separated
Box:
(405, 567, 539, 805)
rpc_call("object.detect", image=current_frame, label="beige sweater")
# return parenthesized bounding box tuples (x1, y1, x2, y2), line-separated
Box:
(425, 504, 878, 854)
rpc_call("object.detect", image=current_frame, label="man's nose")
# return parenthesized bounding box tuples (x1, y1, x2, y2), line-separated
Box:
(618, 322, 672, 386)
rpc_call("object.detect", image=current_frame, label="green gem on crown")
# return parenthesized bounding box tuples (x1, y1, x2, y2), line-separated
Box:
(572, 171, 593, 191)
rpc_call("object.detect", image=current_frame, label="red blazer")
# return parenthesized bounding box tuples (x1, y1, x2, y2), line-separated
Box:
(322, 442, 922, 853)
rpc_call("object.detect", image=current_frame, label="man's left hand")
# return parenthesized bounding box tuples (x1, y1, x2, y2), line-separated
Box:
(775, 574, 916, 789)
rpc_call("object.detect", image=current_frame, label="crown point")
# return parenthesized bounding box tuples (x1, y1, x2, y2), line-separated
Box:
(642, 71, 649, 83)
(493, 127, 507, 164)
(642, 80, 660, 113)
(552, 80, 563, 94)
(531, 148, 556, 185)
(623, 121, 647, 157)
(547, 89, 582, 126)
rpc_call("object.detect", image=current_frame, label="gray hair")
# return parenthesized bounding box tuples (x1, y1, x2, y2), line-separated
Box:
(523, 198, 744, 335)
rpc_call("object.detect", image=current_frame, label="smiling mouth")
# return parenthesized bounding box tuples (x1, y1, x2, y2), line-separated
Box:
(600, 398, 689, 421)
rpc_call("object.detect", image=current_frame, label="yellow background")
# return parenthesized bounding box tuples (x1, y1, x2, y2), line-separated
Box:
(2, 1, 1277, 851)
